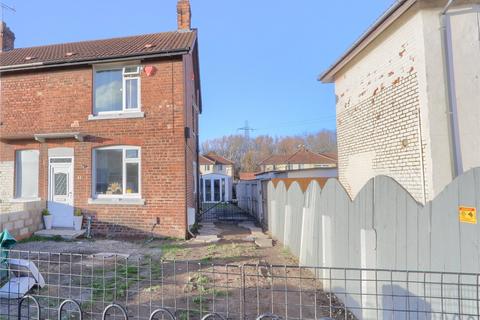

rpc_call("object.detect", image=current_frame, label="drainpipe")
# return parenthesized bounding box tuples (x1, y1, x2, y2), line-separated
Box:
(441, 0, 463, 177)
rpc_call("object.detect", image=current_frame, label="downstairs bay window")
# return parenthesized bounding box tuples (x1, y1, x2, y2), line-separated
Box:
(92, 146, 141, 198)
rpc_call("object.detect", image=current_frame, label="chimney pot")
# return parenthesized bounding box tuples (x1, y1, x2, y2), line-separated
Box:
(0, 21, 15, 52)
(177, 0, 191, 31)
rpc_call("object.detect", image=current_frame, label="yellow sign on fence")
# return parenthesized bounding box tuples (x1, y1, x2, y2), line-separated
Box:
(459, 206, 477, 224)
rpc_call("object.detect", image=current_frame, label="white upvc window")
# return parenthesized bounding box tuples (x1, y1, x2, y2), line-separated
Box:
(93, 65, 141, 115)
(92, 146, 141, 198)
(15, 150, 40, 199)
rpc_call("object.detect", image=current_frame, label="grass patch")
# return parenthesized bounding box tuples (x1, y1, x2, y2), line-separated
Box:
(200, 256, 213, 264)
(177, 310, 201, 320)
(159, 241, 190, 260)
(281, 247, 292, 257)
(19, 235, 66, 243)
(144, 284, 162, 293)
(91, 264, 143, 300)
(221, 243, 251, 260)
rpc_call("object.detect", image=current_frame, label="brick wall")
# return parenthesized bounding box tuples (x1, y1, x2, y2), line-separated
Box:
(0, 53, 200, 238)
(183, 48, 200, 223)
(334, 10, 429, 203)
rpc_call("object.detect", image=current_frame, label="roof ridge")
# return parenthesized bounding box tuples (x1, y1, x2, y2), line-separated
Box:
(2, 30, 196, 53)
(318, 152, 338, 161)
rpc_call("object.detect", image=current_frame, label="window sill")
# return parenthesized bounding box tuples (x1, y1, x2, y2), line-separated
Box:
(87, 197, 145, 205)
(88, 112, 144, 121)
(9, 197, 42, 203)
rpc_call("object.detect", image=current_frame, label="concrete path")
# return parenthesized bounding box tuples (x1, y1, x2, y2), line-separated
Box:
(194, 221, 273, 247)
(192, 223, 221, 243)
(238, 222, 273, 248)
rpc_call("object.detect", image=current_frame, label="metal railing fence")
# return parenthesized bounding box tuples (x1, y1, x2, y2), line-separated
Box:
(0, 249, 478, 319)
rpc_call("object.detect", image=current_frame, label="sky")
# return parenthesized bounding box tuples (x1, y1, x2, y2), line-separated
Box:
(4, 0, 394, 142)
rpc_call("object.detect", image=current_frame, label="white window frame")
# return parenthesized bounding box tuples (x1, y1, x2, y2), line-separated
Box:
(14, 149, 40, 200)
(92, 146, 141, 199)
(93, 63, 141, 115)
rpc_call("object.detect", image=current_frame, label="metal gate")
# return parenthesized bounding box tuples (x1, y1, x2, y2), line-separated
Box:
(199, 201, 255, 223)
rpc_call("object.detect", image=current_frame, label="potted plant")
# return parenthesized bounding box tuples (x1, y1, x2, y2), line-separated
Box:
(73, 209, 83, 231)
(42, 209, 53, 230)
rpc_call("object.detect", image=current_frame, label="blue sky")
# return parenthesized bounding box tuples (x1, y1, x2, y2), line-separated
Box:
(5, 0, 394, 142)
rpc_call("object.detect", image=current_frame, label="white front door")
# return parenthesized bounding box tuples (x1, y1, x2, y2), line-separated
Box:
(48, 157, 74, 228)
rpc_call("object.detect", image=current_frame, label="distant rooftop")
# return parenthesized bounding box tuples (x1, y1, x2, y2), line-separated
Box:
(200, 153, 234, 166)
(259, 148, 337, 166)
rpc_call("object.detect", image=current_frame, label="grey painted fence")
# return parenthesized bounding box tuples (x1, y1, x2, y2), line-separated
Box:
(266, 167, 480, 319)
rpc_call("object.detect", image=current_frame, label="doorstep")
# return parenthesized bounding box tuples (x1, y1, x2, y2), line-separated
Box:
(34, 228, 86, 240)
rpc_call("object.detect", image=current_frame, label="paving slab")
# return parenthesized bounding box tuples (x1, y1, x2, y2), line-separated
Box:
(255, 238, 273, 248)
(192, 235, 221, 243)
(34, 228, 85, 240)
(89, 252, 130, 259)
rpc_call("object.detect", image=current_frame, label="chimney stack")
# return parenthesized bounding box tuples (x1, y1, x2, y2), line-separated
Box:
(0, 21, 15, 52)
(177, 0, 191, 31)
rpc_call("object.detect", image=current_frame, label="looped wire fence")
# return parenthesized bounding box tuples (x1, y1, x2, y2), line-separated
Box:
(3, 249, 480, 319)
(58, 299, 83, 320)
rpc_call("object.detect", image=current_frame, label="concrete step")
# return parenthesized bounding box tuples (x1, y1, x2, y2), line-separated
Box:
(34, 228, 86, 240)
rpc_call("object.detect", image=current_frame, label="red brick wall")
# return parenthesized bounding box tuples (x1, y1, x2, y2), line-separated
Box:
(0, 53, 200, 238)
(183, 49, 200, 217)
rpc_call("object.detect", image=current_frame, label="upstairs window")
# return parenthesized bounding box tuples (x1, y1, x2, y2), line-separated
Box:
(94, 66, 141, 114)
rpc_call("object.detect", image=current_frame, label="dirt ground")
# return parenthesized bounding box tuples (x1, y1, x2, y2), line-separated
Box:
(4, 222, 354, 320)
(15, 223, 298, 266)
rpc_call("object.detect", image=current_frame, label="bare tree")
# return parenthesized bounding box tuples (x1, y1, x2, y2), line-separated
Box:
(201, 130, 337, 174)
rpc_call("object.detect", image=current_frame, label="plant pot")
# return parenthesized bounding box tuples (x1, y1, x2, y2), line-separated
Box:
(73, 216, 83, 231)
(43, 215, 53, 230)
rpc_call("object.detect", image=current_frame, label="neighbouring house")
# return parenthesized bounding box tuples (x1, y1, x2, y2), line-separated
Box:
(237, 149, 338, 227)
(0, 0, 202, 238)
(320, 0, 480, 203)
(258, 147, 338, 174)
(237, 167, 336, 228)
(199, 153, 234, 203)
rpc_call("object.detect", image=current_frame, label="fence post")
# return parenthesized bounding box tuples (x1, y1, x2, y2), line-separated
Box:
(241, 264, 246, 319)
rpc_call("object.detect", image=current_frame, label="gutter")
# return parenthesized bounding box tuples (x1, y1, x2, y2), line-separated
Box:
(0, 49, 190, 73)
(319, 0, 416, 82)
(441, 0, 463, 177)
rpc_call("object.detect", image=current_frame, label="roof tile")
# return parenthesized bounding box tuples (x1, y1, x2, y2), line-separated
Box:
(0, 30, 197, 69)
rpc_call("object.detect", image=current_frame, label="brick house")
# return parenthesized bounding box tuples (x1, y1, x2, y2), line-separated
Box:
(0, 0, 202, 238)
(320, 0, 480, 203)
